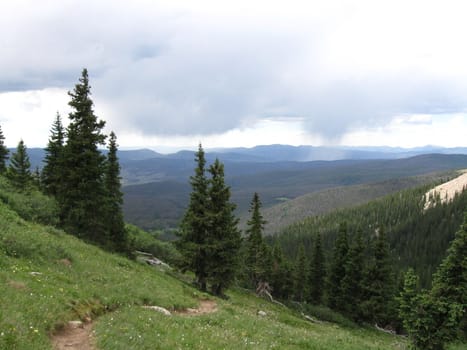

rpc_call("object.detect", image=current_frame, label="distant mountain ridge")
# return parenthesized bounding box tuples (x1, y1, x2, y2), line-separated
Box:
(20, 144, 467, 170)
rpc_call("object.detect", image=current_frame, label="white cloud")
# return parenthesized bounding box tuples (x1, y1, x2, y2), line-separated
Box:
(0, 0, 466, 147)
(0, 88, 70, 147)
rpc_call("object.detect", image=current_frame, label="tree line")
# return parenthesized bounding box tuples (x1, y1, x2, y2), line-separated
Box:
(0, 69, 128, 253)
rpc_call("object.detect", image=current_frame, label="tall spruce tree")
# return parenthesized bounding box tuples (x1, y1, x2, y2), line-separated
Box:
(341, 229, 366, 320)
(245, 192, 268, 288)
(0, 124, 8, 173)
(177, 144, 210, 290)
(270, 243, 292, 299)
(42, 112, 65, 196)
(7, 139, 32, 190)
(399, 212, 467, 350)
(59, 69, 107, 242)
(361, 227, 396, 325)
(293, 243, 308, 302)
(327, 222, 349, 311)
(205, 159, 241, 296)
(103, 132, 127, 253)
(308, 232, 326, 304)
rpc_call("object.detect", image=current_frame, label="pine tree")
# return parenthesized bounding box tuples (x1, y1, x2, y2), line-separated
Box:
(270, 243, 291, 299)
(205, 159, 241, 296)
(177, 144, 210, 290)
(0, 124, 8, 173)
(398, 214, 467, 350)
(361, 227, 396, 325)
(341, 229, 366, 320)
(58, 68, 107, 242)
(293, 243, 308, 302)
(398, 268, 420, 336)
(308, 233, 326, 304)
(245, 192, 268, 288)
(42, 113, 65, 196)
(7, 139, 32, 190)
(103, 132, 128, 253)
(327, 222, 349, 311)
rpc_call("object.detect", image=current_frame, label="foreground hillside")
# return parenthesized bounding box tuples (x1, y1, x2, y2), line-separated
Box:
(0, 198, 408, 349)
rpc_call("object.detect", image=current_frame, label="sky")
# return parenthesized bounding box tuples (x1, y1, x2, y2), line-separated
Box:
(1, 0, 467, 152)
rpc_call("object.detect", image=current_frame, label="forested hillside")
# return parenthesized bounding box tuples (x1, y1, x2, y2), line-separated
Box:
(254, 172, 455, 235)
(270, 180, 467, 287)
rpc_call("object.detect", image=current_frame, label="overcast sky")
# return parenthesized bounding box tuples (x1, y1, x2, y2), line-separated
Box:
(1, 0, 467, 151)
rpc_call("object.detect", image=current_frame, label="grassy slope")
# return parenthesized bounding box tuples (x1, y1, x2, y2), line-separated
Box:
(0, 201, 405, 350)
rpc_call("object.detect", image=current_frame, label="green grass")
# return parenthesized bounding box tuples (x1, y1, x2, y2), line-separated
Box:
(95, 290, 406, 350)
(0, 196, 409, 350)
(0, 201, 199, 349)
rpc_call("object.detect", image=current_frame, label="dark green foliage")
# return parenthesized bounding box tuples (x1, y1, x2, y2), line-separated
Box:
(58, 69, 107, 243)
(399, 214, 467, 349)
(270, 243, 293, 299)
(177, 144, 209, 290)
(431, 212, 467, 319)
(403, 291, 462, 350)
(327, 222, 349, 311)
(7, 139, 32, 190)
(272, 182, 467, 288)
(0, 124, 8, 173)
(293, 243, 308, 302)
(308, 232, 326, 304)
(177, 148, 241, 296)
(341, 229, 365, 320)
(206, 159, 242, 296)
(103, 132, 128, 253)
(361, 227, 396, 326)
(398, 268, 419, 333)
(42, 112, 65, 196)
(245, 192, 268, 287)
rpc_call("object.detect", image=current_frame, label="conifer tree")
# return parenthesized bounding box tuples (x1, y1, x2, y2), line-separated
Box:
(293, 243, 308, 302)
(341, 229, 366, 320)
(270, 243, 291, 299)
(177, 144, 210, 290)
(361, 227, 396, 325)
(398, 268, 420, 336)
(327, 222, 349, 311)
(205, 159, 241, 296)
(0, 124, 8, 173)
(42, 112, 65, 196)
(399, 213, 467, 349)
(7, 139, 32, 190)
(308, 232, 326, 304)
(58, 69, 107, 242)
(431, 212, 467, 318)
(245, 192, 268, 287)
(103, 132, 128, 253)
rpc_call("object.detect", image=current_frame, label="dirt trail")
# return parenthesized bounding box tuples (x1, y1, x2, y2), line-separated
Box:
(51, 322, 95, 350)
(51, 299, 218, 349)
(424, 170, 467, 210)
